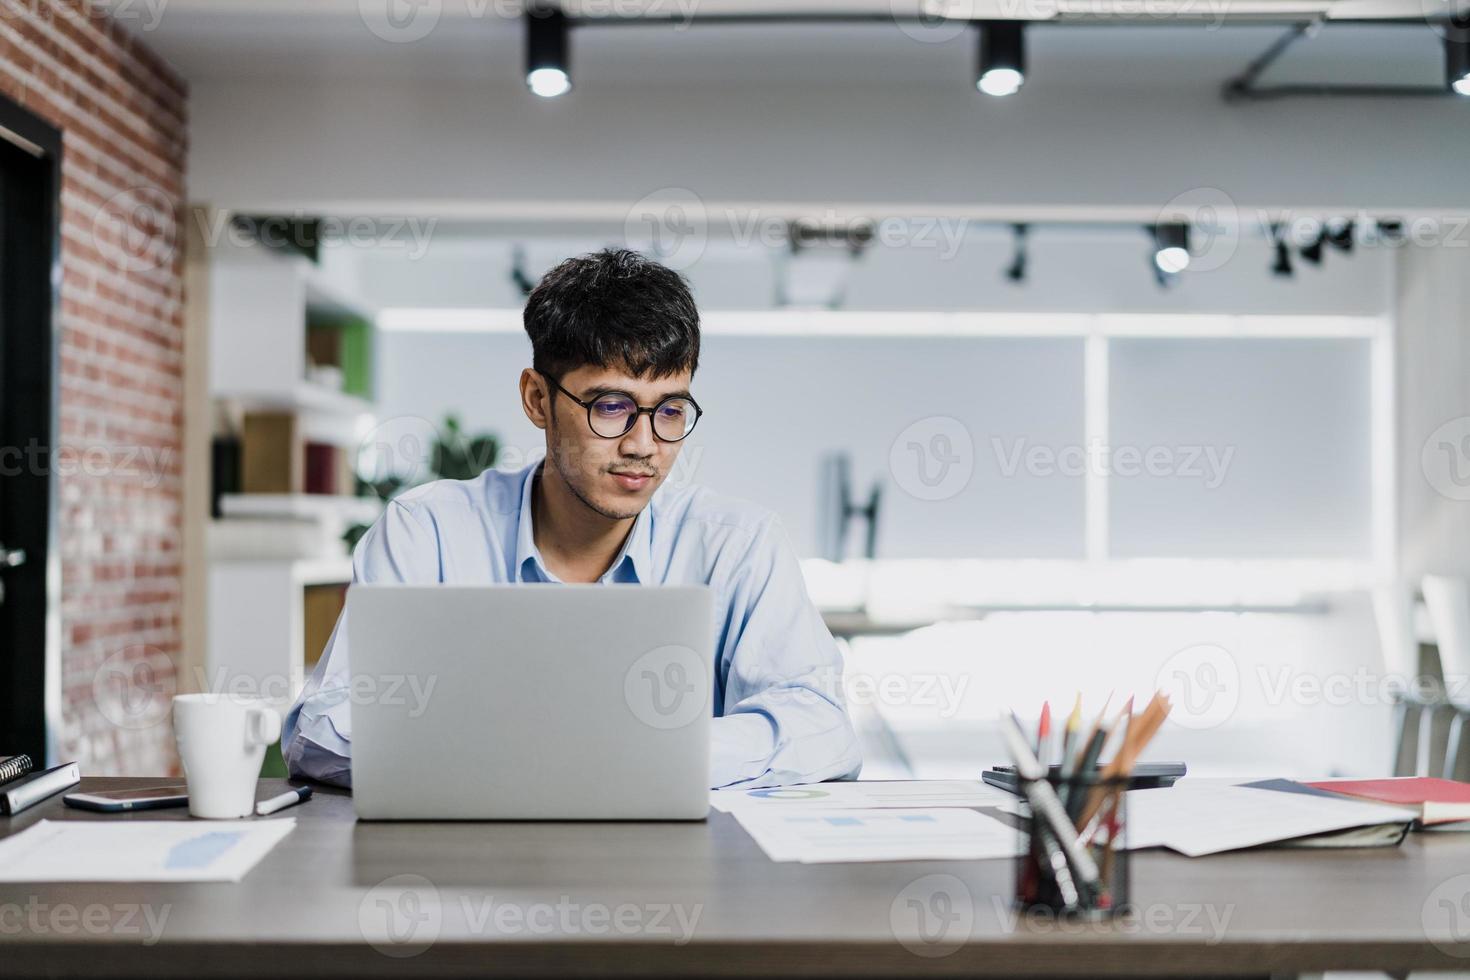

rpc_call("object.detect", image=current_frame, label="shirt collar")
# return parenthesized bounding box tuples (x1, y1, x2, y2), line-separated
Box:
(514, 460, 652, 585)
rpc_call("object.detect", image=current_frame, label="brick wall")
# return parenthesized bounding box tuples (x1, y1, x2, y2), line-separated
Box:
(0, 1, 187, 774)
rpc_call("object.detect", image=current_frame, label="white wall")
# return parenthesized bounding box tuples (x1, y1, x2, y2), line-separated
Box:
(189, 75, 1470, 220)
(1396, 244, 1470, 581)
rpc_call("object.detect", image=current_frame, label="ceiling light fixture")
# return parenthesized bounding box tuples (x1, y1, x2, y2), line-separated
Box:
(977, 22, 1026, 97)
(1152, 223, 1191, 275)
(1447, 35, 1470, 95)
(1004, 223, 1029, 283)
(1270, 224, 1293, 278)
(526, 7, 572, 98)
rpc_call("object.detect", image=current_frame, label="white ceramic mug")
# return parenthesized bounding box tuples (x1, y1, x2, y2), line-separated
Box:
(173, 694, 282, 819)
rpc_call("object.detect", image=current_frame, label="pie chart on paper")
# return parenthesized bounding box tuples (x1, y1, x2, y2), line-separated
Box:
(746, 788, 831, 801)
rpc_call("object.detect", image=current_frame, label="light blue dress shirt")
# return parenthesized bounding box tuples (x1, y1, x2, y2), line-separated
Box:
(282, 460, 863, 790)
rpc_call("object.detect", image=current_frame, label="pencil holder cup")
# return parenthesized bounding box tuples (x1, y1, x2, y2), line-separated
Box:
(1014, 774, 1130, 919)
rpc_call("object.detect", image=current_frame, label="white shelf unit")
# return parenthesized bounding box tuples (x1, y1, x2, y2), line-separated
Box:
(207, 559, 353, 706)
(218, 493, 383, 525)
(205, 232, 379, 699)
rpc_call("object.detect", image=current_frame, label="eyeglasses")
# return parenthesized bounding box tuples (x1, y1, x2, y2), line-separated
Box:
(539, 371, 703, 442)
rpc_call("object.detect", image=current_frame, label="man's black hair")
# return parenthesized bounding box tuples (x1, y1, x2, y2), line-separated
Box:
(523, 248, 700, 380)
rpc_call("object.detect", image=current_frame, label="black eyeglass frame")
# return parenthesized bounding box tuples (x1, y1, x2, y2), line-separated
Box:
(538, 370, 704, 443)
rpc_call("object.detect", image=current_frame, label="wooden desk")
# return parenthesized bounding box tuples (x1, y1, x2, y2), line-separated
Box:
(5, 777, 1470, 977)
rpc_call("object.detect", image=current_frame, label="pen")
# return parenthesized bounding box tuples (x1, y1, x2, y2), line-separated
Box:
(256, 785, 312, 816)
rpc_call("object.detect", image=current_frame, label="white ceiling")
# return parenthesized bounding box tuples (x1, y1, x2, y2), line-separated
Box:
(124, 0, 1452, 88)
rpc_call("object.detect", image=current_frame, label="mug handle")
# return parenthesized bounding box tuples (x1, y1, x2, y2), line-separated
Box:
(246, 706, 283, 747)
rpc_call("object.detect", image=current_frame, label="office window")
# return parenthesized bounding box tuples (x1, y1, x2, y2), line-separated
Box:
(694, 335, 1089, 559)
(377, 315, 1384, 568)
(1107, 337, 1375, 560)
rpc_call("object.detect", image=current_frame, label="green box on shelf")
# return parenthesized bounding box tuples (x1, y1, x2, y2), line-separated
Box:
(307, 315, 374, 400)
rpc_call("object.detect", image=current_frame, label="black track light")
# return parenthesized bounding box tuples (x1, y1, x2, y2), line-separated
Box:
(1447, 34, 1470, 96)
(1325, 219, 1354, 254)
(526, 6, 571, 98)
(1270, 225, 1293, 278)
(1152, 223, 1191, 275)
(977, 22, 1026, 97)
(1004, 223, 1029, 283)
(1300, 234, 1324, 266)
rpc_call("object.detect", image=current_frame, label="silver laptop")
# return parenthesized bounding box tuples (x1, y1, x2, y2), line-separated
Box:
(347, 584, 713, 820)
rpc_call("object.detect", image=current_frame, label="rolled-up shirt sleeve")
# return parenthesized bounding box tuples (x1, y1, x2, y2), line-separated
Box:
(282, 501, 440, 787)
(710, 516, 863, 789)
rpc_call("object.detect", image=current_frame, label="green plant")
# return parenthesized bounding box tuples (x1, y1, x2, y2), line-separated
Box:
(345, 413, 499, 549)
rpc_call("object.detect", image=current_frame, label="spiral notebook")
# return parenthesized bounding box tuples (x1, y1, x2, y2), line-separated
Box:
(0, 755, 36, 785)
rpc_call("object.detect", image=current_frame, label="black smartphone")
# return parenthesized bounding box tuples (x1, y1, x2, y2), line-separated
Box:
(63, 786, 189, 812)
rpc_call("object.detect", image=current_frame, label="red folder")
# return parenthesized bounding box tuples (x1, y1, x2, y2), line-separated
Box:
(1305, 777, 1470, 826)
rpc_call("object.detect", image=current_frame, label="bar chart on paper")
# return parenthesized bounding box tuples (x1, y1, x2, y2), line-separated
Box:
(711, 780, 1013, 812)
(0, 819, 295, 882)
(732, 807, 1022, 863)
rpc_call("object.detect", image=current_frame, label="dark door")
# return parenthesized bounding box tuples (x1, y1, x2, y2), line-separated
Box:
(0, 97, 62, 764)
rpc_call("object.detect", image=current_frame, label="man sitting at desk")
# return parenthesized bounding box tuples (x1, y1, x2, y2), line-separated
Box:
(282, 248, 863, 790)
